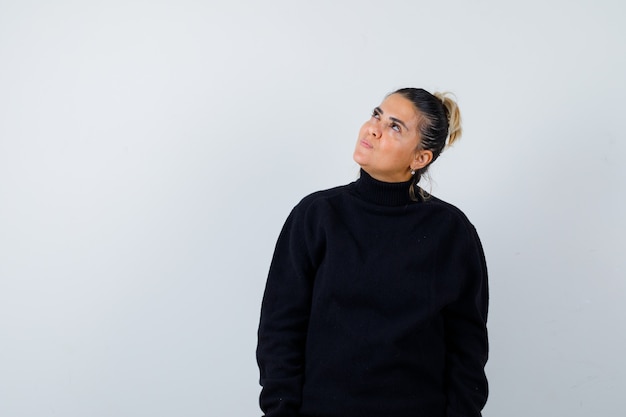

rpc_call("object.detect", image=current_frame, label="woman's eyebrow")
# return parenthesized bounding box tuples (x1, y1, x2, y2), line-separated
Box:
(375, 106, 408, 131)
(389, 117, 408, 131)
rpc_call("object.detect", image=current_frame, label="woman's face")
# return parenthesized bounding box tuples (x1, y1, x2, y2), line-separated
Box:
(353, 93, 431, 182)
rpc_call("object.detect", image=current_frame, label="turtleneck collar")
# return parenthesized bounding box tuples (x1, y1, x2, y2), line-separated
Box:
(353, 169, 416, 206)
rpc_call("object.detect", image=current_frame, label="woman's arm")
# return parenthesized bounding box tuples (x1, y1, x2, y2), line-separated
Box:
(443, 224, 489, 417)
(257, 207, 319, 417)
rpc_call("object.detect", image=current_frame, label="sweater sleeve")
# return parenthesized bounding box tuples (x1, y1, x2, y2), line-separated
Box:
(443, 223, 489, 417)
(256, 205, 321, 417)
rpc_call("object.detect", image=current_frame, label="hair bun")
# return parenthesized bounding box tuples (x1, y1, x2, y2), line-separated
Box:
(433, 92, 462, 146)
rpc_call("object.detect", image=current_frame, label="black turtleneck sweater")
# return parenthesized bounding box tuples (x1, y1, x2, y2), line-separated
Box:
(257, 170, 488, 417)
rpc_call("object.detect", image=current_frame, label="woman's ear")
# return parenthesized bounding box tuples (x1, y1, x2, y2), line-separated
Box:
(411, 149, 433, 171)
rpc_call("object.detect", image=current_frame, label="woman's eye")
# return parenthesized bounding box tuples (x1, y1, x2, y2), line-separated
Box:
(391, 123, 400, 132)
(371, 111, 380, 119)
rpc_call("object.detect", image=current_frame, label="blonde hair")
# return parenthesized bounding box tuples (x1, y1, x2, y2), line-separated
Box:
(433, 91, 462, 147)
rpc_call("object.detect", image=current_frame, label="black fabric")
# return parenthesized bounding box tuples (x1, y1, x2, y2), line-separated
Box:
(257, 169, 489, 417)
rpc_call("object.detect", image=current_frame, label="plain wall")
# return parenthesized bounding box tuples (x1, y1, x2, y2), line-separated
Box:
(1, 0, 624, 416)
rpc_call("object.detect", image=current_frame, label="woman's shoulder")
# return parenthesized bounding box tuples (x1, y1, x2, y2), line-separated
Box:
(421, 193, 478, 233)
(294, 183, 354, 211)
(279, 183, 353, 234)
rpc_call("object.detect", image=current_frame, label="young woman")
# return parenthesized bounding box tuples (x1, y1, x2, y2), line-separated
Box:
(257, 88, 489, 417)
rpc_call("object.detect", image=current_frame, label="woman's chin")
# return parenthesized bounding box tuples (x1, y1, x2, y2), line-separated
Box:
(352, 151, 369, 167)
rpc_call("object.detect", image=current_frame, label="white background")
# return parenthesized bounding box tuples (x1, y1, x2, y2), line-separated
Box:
(1, 1, 624, 416)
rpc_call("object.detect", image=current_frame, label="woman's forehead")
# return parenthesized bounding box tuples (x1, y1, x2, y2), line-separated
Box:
(380, 94, 421, 127)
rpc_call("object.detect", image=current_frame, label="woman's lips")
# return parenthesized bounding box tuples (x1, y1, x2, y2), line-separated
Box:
(360, 139, 373, 149)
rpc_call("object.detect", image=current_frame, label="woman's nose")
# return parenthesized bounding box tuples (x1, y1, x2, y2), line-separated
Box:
(369, 122, 382, 139)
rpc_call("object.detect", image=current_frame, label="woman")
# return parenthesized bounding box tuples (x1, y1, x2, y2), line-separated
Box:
(257, 88, 489, 417)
